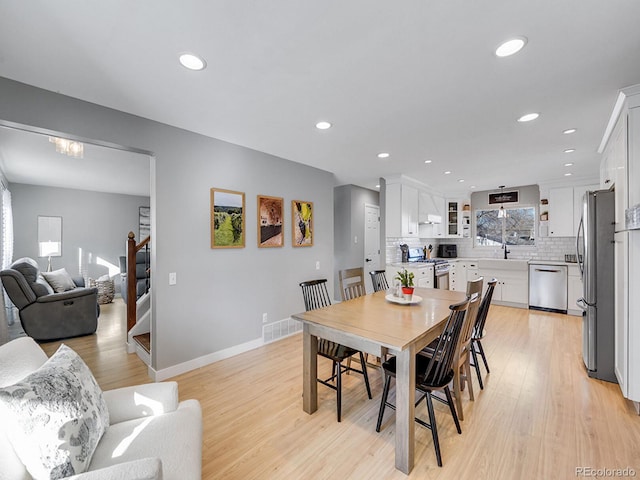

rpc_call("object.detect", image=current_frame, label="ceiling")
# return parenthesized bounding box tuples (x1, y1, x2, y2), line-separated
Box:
(1, 1, 640, 197)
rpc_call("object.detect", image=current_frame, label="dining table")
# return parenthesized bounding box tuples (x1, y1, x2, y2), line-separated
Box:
(291, 287, 467, 475)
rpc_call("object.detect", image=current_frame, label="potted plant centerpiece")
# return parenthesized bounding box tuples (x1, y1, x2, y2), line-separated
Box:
(395, 268, 415, 300)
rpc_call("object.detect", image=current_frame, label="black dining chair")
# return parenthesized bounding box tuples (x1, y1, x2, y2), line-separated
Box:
(375, 299, 470, 467)
(470, 278, 497, 390)
(369, 270, 389, 293)
(299, 279, 372, 422)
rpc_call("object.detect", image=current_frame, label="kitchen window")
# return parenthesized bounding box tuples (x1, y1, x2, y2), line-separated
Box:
(475, 207, 536, 246)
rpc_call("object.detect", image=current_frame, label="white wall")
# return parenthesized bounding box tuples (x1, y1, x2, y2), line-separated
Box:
(10, 183, 149, 292)
(0, 77, 335, 373)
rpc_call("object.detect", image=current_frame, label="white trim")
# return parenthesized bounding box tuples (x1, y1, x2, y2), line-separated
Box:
(149, 336, 266, 382)
(598, 92, 626, 154)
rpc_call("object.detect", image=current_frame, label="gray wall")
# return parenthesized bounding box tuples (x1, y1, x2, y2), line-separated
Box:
(0, 77, 335, 372)
(333, 184, 379, 298)
(470, 184, 539, 209)
(10, 183, 149, 293)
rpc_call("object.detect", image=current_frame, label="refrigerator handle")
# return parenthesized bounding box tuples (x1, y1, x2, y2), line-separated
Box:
(576, 217, 584, 277)
(576, 297, 588, 311)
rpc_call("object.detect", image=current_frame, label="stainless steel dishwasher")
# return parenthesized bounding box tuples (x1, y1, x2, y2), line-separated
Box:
(529, 263, 568, 313)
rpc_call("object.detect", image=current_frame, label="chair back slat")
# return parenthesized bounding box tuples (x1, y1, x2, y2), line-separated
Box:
(339, 267, 366, 301)
(299, 279, 331, 312)
(369, 270, 389, 293)
(420, 299, 469, 385)
(460, 277, 484, 349)
(473, 278, 497, 338)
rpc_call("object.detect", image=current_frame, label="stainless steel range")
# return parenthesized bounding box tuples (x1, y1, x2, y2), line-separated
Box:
(406, 248, 450, 289)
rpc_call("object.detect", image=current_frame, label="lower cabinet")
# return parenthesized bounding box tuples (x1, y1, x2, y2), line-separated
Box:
(478, 268, 528, 307)
(392, 265, 434, 289)
(449, 262, 466, 292)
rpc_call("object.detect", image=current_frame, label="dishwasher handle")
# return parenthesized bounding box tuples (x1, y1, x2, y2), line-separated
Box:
(533, 268, 562, 273)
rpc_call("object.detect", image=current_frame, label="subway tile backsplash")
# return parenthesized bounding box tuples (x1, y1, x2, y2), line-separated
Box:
(386, 236, 576, 264)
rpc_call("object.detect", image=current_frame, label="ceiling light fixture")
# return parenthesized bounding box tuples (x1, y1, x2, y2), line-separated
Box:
(458, 179, 465, 183)
(495, 37, 527, 57)
(497, 185, 507, 218)
(424, 160, 432, 164)
(377, 153, 390, 159)
(564, 148, 575, 153)
(564, 162, 574, 167)
(444, 171, 451, 175)
(375, 184, 380, 188)
(565, 173, 572, 176)
(49, 136, 83, 158)
(563, 128, 577, 134)
(179, 53, 207, 71)
(315, 121, 331, 130)
(517, 112, 539, 122)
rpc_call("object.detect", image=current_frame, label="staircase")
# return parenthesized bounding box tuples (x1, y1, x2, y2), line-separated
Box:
(125, 232, 151, 366)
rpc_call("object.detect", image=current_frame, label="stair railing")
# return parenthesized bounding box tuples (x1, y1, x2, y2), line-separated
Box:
(126, 231, 150, 332)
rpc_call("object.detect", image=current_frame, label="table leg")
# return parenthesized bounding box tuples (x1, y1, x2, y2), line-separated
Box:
(395, 346, 416, 474)
(303, 324, 318, 414)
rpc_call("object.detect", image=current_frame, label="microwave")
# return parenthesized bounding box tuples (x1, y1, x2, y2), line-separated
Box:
(437, 244, 457, 258)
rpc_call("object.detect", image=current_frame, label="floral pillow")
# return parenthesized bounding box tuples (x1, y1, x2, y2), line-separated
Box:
(0, 344, 109, 480)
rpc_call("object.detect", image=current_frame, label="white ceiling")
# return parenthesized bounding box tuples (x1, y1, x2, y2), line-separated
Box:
(1, 1, 640, 197)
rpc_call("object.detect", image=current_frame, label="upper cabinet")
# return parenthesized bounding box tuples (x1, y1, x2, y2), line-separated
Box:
(386, 183, 419, 237)
(548, 185, 598, 237)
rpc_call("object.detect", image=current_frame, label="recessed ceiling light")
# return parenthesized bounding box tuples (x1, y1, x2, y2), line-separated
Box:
(564, 162, 574, 167)
(458, 179, 465, 183)
(375, 184, 380, 189)
(517, 112, 539, 122)
(563, 128, 577, 134)
(315, 121, 332, 130)
(470, 186, 476, 189)
(444, 171, 451, 175)
(377, 153, 390, 159)
(564, 148, 575, 153)
(179, 53, 206, 71)
(564, 173, 572, 176)
(424, 160, 432, 164)
(495, 37, 527, 57)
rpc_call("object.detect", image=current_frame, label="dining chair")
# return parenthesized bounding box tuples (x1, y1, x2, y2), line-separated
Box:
(419, 276, 482, 421)
(375, 299, 470, 467)
(369, 270, 389, 293)
(299, 279, 372, 422)
(339, 267, 367, 301)
(470, 278, 497, 390)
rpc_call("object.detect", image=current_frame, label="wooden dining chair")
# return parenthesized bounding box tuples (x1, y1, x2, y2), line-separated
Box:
(339, 267, 366, 301)
(470, 278, 497, 390)
(369, 270, 389, 293)
(419, 276, 482, 421)
(299, 279, 372, 422)
(376, 299, 470, 467)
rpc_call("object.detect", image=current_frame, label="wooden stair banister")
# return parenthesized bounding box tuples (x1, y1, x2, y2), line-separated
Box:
(126, 231, 150, 333)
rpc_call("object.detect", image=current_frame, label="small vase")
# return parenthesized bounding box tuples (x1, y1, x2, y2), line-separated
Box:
(401, 286, 414, 301)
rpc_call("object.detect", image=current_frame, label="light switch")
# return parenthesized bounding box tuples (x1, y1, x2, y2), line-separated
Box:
(169, 272, 177, 285)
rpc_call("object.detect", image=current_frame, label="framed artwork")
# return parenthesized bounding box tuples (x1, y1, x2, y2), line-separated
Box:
(139, 206, 150, 241)
(257, 195, 284, 248)
(292, 200, 313, 247)
(211, 188, 245, 248)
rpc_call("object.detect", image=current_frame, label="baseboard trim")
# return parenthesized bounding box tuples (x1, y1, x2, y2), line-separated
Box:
(149, 336, 266, 382)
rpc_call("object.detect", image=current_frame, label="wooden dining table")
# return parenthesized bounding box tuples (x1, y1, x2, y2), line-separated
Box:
(291, 287, 467, 475)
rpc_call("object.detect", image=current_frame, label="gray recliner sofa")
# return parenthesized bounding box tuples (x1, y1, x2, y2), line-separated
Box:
(0, 257, 99, 341)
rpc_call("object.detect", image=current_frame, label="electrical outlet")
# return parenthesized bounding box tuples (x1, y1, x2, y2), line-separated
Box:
(262, 313, 268, 323)
(169, 272, 177, 285)
(315, 261, 320, 270)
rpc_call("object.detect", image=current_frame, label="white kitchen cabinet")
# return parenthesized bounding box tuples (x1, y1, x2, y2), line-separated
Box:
(549, 187, 574, 237)
(393, 265, 433, 289)
(386, 183, 419, 237)
(418, 191, 444, 238)
(567, 264, 582, 316)
(449, 261, 466, 292)
(445, 200, 462, 237)
(466, 262, 479, 282)
(478, 267, 528, 308)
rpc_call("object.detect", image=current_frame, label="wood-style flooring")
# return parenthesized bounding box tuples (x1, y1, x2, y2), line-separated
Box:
(38, 299, 640, 479)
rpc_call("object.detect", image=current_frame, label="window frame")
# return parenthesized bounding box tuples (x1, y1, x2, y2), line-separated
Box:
(473, 205, 538, 249)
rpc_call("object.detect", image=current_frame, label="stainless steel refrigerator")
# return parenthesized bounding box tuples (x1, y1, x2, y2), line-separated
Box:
(576, 189, 616, 383)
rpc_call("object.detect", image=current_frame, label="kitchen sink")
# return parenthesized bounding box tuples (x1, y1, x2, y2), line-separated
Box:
(477, 258, 529, 271)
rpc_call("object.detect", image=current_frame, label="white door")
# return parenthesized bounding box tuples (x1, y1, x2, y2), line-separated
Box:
(364, 204, 381, 293)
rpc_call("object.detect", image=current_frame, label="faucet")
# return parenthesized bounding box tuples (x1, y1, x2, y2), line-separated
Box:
(502, 243, 510, 260)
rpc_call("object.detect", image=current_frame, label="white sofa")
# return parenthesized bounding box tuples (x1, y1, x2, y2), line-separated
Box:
(0, 337, 202, 480)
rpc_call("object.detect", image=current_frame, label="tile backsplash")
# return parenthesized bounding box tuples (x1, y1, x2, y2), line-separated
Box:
(386, 236, 576, 264)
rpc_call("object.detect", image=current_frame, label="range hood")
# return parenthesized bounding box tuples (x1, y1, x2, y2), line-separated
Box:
(420, 193, 442, 224)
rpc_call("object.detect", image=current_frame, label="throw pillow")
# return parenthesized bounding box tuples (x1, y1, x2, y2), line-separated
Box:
(0, 344, 110, 480)
(42, 268, 77, 293)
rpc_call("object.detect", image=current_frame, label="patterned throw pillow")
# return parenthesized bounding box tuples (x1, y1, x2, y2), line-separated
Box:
(41, 268, 77, 293)
(0, 344, 109, 480)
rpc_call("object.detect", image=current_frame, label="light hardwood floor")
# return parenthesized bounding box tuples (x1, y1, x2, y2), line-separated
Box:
(39, 300, 640, 479)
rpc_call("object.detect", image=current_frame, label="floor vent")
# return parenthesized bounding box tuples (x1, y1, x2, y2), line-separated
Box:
(262, 317, 302, 343)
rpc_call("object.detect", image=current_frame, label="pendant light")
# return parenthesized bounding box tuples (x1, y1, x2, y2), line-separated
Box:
(497, 185, 507, 218)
